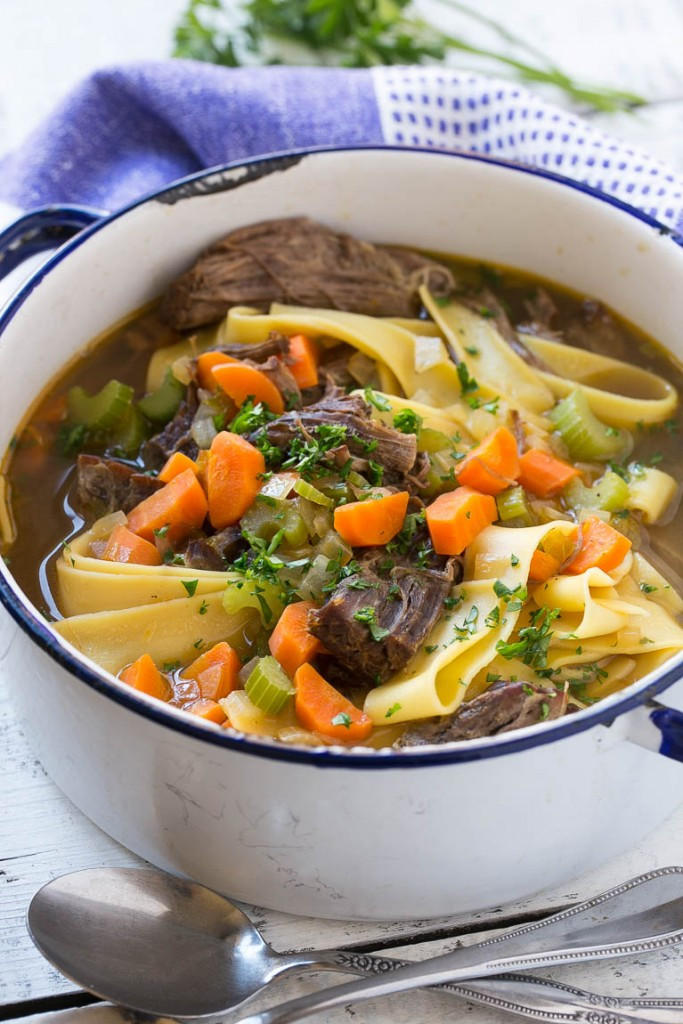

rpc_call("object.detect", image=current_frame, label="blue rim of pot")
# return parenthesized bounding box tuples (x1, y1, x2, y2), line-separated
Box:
(1, 144, 682, 769)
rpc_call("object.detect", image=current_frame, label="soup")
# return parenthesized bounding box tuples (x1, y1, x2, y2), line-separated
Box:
(2, 216, 683, 749)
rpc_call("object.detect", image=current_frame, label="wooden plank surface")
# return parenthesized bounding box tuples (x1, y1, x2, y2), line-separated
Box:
(2, 2, 683, 1021)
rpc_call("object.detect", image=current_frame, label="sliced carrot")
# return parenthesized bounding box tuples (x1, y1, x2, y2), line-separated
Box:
(334, 491, 409, 547)
(566, 515, 632, 575)
(425, 486, 497, 556)
(528, 548, 562, 582)
(207, 430, 266, 529)
(294, 663, 372, 742)
(212, 362, 284, 414)
(185, 698, 227, 724)
(182, 641, 241, 701)
(101, 524, 162, 566)
(456, 426, 520, 496)
(269, 601, 322, 678)
(158, 450, 199, 484)
(127, 468, 208, 543)
(287, 334, 319, 389)
(196, 351, 239, 390)
(120, 653, 171, 701)
(518, 448, 581, 498)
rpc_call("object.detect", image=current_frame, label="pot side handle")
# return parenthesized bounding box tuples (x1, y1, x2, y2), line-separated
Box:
(0, 205, 106, 281)
(621, 702, 683, 764)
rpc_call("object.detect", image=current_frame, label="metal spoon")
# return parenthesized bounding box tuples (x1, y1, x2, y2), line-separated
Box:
(28, 866, 683, 1022)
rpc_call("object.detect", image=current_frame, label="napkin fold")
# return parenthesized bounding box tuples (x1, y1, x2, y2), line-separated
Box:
(1, 61, 682, 232)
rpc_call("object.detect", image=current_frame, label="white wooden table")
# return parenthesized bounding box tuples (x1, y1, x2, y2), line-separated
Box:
(2, 1, 683, 1021)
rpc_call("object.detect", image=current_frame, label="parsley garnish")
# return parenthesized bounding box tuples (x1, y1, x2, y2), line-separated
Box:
(425, 643, 439, 654)
(510, 553, 519, 566)
(162, 661, 181, 673)
(457, 362, 479, 395)
(199, 600, 209, 615)
(331, 712, 352, 729)
(353, 606, 390, 642)
(385, 702, 402, 718)
(182, 579, 199, 597)
(363, 387, 391, 412)
(153, 524, 170, 538)
(230, 398, 276, 435)
(393, 408, 423, 434)
(485, 606, 501, 628)
(495, 606, 561, 671)
(640, 582, 658, 593)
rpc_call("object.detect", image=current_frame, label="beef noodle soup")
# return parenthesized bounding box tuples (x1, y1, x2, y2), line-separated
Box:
(2, 217, 683, 749)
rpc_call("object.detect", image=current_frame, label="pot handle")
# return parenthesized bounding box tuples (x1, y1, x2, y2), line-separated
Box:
(0, 204, 106, 282)
(620, 701, 683, 764)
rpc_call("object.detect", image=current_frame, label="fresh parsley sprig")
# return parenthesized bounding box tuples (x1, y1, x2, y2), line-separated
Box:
(172, 0, 644, 113)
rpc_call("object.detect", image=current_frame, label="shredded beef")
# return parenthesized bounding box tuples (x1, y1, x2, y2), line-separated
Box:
(467, 289, 549, 370)
(142, 385, 199, 470)
(395, 680, 568, 747)
(243, 353, 301, 409)
(184, 527, 244, 571)
(161, 217, 455, 330)
(74, 454, 163, 521)
(309, 560, 453, 685)
(213, 332, 289, 363)
(253, 390, 418, 480)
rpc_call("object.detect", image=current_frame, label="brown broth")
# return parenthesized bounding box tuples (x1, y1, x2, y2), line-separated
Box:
(3, 258, 683, 621)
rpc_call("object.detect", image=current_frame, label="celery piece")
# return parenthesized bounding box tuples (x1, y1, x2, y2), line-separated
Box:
(111, 405, 148, 457)
(293, 478, 334, 508)
(245, 655, 295, 713)
(565, 470, 629, 513)
(282, 508, 308, 548)
(417, 428, 454, 454)
(549, 389, 632, 462)
(496, 486, 533, 525)
(67, 380, 134, 432)
(138, 367, 185, 425)
(223, 578, 284, 625)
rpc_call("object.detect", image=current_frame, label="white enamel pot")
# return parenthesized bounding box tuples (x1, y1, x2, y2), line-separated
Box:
(2, 148, 683, 922)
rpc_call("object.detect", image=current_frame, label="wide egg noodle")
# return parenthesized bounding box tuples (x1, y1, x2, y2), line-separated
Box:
(529, 555, 646, 640)
(53, 592, 254, 675)
(420, 288, 555, 414)
(363, 521, 577, 725)
(225, 305, 463, 408)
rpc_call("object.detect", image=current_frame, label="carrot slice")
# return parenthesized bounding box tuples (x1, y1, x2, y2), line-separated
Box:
(101, 524, 162, 566)
(566, 515, 632, 575)
(207, 430, 266, 529)
(287, 334, 319, 389)
(185, 698, 227, 724)
(425, 486, 497, 555)
(528, 548, 562, 582)
(294, 663, 372, 742)
(196, 351, 239, 390)
(269, 601, 322, 678)
(127, 468, 208, 543)
(212, 362, 284, 414)
(456, 427, 520, 496)
(182, 641, 241, 701)
(334, 491, 409, 547)
(158, 450, 199, 484)
(120, 654, 171, 701)
(518, 448, 581, 498)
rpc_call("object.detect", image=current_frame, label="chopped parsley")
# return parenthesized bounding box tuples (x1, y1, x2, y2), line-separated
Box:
(182, 579, 199, 597)
(393, 408, 423, 434)
(457, 361, 479, 395)
(229, 398, 276, 435)
(385, 702, 402, 718)
(153, 525, 170, 538)
(495, 606, 561, 671)
(464, 345, 479, 356)
(510, 553, 520, 567)
(640, 582, 658, 594)
(363, 387, 391, 411)
(198, 600, 209, 615)
(425, 643, 439, 654)
(485, 606, 501, 628)
(331, 712, 352, 729)
(281, 423, 348, 479)
(162, 661, 181, 673)
(353, 606, 390, 643)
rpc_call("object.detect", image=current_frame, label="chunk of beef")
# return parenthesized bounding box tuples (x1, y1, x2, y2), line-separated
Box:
(214, 332, 289, 363)
(395, 680, 568, 747)
(74, 454, 163, 521)
(244, 353, 301, 409)
(564, 299, 630, 361)
(184, 527, 244, 571)
(309, 561, 453, 685)
(520, 287, 561, 338)
(162, 217, 455, 330)
(253, 390, 417, 480)
(142, 385, 199, 470)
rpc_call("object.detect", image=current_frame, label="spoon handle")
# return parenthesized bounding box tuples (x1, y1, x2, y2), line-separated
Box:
(235, 867, 683, 1024)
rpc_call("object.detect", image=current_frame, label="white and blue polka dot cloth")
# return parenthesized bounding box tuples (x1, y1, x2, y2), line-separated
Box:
(0, 61, 681, 231)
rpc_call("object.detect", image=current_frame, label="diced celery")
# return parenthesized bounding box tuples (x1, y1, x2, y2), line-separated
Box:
(111, 406, 148, 457)
(417, 428, 455, 454)
(564, 470, 629, 513)
(282, 509, 308, 548)
(293, 478, 334, 508)
(223, 578, 284, 625)
(496, 486, 533, 525)
(138, 367, 185, 425)
(67, 380, 134, 432)
(245, 656, 296, 713)
(549, 389, 632, 462)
